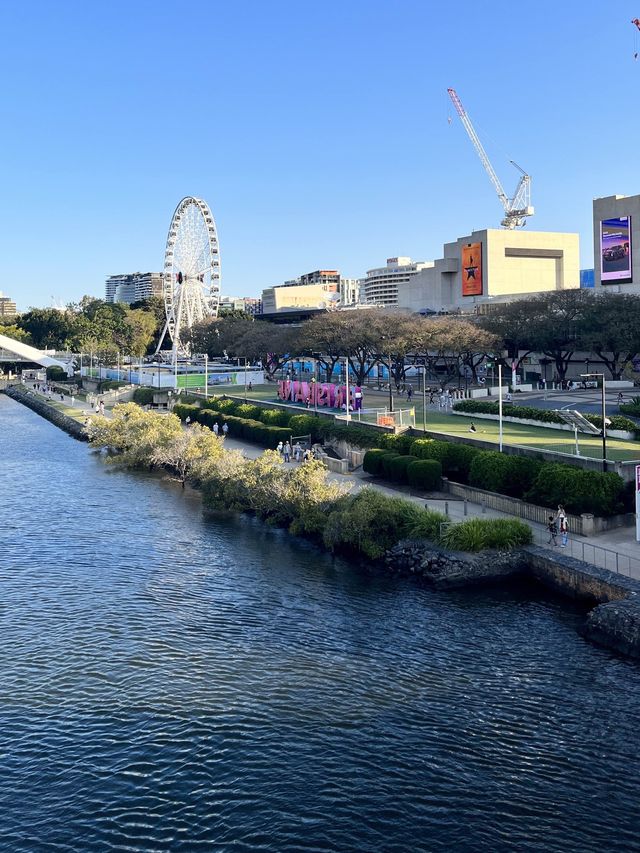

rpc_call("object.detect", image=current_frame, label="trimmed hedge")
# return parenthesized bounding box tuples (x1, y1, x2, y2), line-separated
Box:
(363, 449, 388, 476)
(377, 433, 417, 455)
(525, 463, 624, 517)
(386, 454, 415, 483)
(406, 459, 442, 491)
(133, 387, 155, 406)
(453, 399, 638, 434)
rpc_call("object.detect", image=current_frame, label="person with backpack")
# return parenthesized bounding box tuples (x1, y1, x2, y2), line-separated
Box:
(547, 515, 558, 546)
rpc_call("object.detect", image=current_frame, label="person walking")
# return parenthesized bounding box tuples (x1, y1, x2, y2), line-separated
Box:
(98, 400, 105, 416)
(556, 505, 568, 548)
(276, 440, 284, 455)
(283, 441, 292, 463)
(293, 442, 302, 462)
(222, 422, 229, 437)
(213, 422, 219, 436)
(407, 386, 413, 403)
(547, 515, 559, 546)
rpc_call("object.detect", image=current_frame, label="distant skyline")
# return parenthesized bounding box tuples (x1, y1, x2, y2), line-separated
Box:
(2, 0, 639, 310)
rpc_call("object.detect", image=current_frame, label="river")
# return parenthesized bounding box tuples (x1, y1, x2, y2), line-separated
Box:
(1, 394, 640, 852)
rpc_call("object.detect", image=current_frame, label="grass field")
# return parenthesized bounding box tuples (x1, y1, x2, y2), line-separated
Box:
(231, 384, 640, 464)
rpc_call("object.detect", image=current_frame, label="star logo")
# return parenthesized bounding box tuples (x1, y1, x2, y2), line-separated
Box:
(465, 256, 478, 280)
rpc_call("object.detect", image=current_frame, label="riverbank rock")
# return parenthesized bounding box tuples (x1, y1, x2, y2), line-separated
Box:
(582, 598, 640, 659)
(385, 539, 527, 589)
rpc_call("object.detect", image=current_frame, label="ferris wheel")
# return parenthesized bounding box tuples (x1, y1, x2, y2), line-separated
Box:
(157, 196, 221, 356)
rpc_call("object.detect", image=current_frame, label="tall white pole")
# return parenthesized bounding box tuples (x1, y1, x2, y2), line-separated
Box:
(174, 350, 178, 392)
(345, 356, 351, 424)
(498, 362, 503, 452)
(244, 357, 248, 401)
(204, 354, 208, 399)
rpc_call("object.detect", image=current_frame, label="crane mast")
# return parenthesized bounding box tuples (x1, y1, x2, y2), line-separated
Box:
(447, 88, 534, 230)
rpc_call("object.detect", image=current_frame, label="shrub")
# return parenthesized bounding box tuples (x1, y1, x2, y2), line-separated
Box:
(377, 433, 417, 455)
(379, 452, 402, 479)
(323, 488, 424, 560)
(586, 413, 637, 433)
(260, 408, 290, 427)
(503, 455, 543, 498)
(525, 463, 624, 517)
(387, 454, 415, 483)
(440, 518, 532, 552)
(173, 403, 200, 422)
(323, 424, 382, 448)
(363, 449, 388, 476)
(200, 398, 222, 411)
(133, 387, 156, 406)
(444, 443, 481, 483)
(46, 366, 67, 381)
(469, 451, 512, 493)
(406, 459, 442, 491)
(235, 403, 262, 421)
(407, 508, 448, 540)
(619, 397, 640, 418)
(215, 399, 239, 414)
(289, 414, 327, 441)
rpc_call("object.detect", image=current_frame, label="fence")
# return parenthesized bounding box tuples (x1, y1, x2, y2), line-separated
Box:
(334, 407, 416, 429)
(531, 528, 640, 578)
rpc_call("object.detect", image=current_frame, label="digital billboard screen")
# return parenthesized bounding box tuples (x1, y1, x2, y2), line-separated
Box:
(601, 216, 632, 283)
(462, 242, 483, 296)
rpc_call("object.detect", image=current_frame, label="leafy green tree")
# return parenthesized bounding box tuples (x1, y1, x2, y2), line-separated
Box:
(581, 293, 640, 380)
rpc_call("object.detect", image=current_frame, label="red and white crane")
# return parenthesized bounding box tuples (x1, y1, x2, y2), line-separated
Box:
(447, 87, 534, 230)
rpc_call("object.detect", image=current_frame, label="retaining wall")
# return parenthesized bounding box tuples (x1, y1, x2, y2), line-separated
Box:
(3, 385, 88, 441)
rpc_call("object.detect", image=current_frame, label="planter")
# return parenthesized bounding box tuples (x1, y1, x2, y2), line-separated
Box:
(450, 409, 635, 441)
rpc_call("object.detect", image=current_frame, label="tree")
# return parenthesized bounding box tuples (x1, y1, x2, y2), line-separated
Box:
(150, 422, 225, 487)
(581, 293, 640, 380)
(530, 290, 592, 381)
(18, 308, 75, 349)
(0, 325, 33, 345)
(88, 403, 183, 467)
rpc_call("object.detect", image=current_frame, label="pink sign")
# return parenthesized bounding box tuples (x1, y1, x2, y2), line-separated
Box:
(278, 380, 363, 410)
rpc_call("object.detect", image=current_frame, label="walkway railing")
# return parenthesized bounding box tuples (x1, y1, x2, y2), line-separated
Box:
(532, 528, 640, 578)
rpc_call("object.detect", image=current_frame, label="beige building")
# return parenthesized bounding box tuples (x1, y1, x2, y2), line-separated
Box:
(362, 257, 432, 306)
(398, 229, 580, 314)
(261, 282, 339, 314)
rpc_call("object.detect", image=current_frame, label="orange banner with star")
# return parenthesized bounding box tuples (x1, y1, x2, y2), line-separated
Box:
(461, 242, 483, 296)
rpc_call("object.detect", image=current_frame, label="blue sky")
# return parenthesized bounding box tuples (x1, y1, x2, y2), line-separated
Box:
(2, 0, 638, 310)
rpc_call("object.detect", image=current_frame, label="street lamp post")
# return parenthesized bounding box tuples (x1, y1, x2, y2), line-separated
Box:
(244, 357, 248, 401)
(387, 353, 394, 413)
(204, 354, 208, 399)
(582, 372, 607, 471)
(422, 365, 427, 432)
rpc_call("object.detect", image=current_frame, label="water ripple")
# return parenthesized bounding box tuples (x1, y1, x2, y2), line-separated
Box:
(1, 395, 640, 852)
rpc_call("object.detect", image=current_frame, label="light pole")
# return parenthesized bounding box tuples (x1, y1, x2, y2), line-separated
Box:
(244, 357, 248, 401)
(582, 372, 607, 471)
(498, 362, 503, 452)
(204, 353, 208, 399)
(422, 365, 427, 432)
(344, 356, 351, 424)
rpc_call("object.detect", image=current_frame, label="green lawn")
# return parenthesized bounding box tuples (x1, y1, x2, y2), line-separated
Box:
(228, 384, 640, 463)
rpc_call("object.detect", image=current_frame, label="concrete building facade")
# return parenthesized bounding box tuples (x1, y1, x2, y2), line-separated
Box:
(395, 229, 580, 314)
(593, 194, 640, 294)
(105, 273, 163, 304)
(0, 292, 18, 317)
(362, 257, 432, 307)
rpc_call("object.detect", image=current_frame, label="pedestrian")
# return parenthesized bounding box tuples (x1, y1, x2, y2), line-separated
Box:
(617, 392, 624, 405)
(293, 442, 302, 462)
(213, 422, 219, 436)
(99, 400, 105, 416)
(185, 415, 191, 425)
(60, 393, 65, 402)
(222, 422, 229, 436)
(556, 505, 568, 548)
(70, 395, 75, 407)
(546, 515, 559, 546)
(283, 441, 292, 462)
(277, 440, 284, 455)
(505, 391, 513, 403)
(248, 381, 253, 392)
(407, 386, 413, 402)
(469, 422, 477, 433)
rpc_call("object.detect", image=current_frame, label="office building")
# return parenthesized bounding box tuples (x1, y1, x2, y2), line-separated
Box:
(0, 292, 18, 317)
(105, 273, 164, 304)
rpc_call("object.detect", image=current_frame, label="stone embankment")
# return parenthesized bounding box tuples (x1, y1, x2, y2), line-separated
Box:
(385, 539, 640, 660)
(3, 385, 88, 441)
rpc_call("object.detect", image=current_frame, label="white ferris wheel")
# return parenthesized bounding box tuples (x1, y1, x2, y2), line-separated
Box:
(157, 196, 221, 357)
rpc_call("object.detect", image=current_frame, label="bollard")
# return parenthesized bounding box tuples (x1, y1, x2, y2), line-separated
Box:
(464, 498, 468, 516)
(481, 499, 486, 514)
(445, 501, 449, 518)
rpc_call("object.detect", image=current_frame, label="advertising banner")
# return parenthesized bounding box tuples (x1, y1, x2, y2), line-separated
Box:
(601, 216, 632, 283)
(462, 242, 483, 296)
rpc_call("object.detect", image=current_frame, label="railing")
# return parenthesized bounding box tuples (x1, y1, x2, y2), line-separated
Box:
(531, 528, 640, 578)
(334, 407, 416, 428)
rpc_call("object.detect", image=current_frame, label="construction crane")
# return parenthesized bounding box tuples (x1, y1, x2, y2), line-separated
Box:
(447, 87, 534, 230)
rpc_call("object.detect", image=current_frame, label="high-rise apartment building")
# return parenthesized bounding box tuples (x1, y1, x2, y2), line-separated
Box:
(105, 273, 163, 304)
(0, 291, 18, 317)
(362, 257, 432, 306)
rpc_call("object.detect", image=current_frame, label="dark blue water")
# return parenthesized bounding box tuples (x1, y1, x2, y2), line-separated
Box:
(1, 394, 640, 852)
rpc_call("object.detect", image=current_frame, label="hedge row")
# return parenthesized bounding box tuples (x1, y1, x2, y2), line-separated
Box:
(172, 397, 626, 516)
(453, 399, 638, 434)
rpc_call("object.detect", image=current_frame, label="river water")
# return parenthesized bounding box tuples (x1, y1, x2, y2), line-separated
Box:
(1, 395, 640, 852)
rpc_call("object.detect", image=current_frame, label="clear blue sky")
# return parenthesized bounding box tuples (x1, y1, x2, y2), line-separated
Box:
(2, 0, 638, 310)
